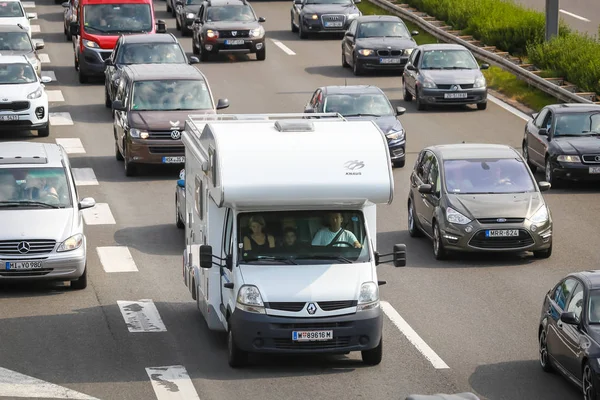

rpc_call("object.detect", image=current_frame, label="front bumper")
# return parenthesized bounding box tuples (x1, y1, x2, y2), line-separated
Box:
(203, 37, 265, 54)
(388, 139, 405, 162)
(229, 306, 383, 354)
(438, 220, 552, 253)
(420, 87, 487, 105)
(0, 96, 49, 132)
(549, 159, 600, 182)
(79, 46, 112, 77)
(302, 17, 353, 34)
(127, 137, 185, 165)
(356, 55, 409, 71)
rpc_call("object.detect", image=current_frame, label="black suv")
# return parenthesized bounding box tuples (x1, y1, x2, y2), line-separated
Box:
(191, 0, 266, 61)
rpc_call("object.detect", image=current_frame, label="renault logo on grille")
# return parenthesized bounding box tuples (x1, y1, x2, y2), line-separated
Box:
(17, 241, 30, 254)
(171, 130, 181, 140)
(497, 218, 506, 223)
(307, 303, 317, 315)
(452, 85, 459, 91)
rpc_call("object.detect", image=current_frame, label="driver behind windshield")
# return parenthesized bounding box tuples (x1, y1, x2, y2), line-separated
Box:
(311, 212, 361, 248)
(357, 95, 390, 116)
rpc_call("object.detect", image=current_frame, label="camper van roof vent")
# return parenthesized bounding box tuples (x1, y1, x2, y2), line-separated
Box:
(274, 120, 315, 132)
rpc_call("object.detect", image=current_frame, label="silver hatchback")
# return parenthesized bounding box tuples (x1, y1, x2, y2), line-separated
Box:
(0, 142, 95, 289)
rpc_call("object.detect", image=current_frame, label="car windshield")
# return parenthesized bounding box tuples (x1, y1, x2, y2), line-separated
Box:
(305, 0, 352, 4)
(0, 167, 72, 208)
(0, 2, 23, 17)
(0, 32, 32, 51)
(357, 21, 410, 38)
(0, 63, 36, 84)
(186, 0, 202, 4)
(206, 6, 255, 22)
(323, 93, 394, 117)
(117, 43, 186, 64)
(443, 158, 536, 194)
(554, 112, 600, 136)
(238, 210, 371, 264)
(421, 49, 479, 70)
(131, 79, 213, 111)
(83, 4, 152, 34)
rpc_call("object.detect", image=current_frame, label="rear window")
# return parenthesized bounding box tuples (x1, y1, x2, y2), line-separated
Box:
(118, 43, 186, 64)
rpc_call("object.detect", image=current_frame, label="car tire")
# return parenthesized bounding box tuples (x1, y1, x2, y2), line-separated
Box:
(352, 54, 362, 76)
(166, 0, 171, 13)
(342, 49, 349, 68)
(74, 53, 79, 71)
(181, 26, 190, 36)
(291, 14, 298, 33)
(71, 265, 87, 290)
(228, 327, 248, 368)
(533, 242, 552, 259)
(432, 221, 447, 260)
(522, 141, 537, 173)
(256, 47, 266, 61)
(407, 199, 423, 237)
(584, 361, 598, 400)
(477, 102, 487, 110)
(416, 88, 426, 111)
(37, 124, 50, 138)
(78, 68, 88, 84)
(192, 38, 200, 55)
(393, 159, 405, 168)
(105, 86, 111, 108)
(538, 329, 553, 372)
(115, 141, 123, 161)
(298, 22, 307, 39)
(124, 142, 136, 177)
(361, 337, 383, 365)
(545, 157, 557, 187)
(200, 48, 209, 62)
(65, 27, 72, 42)
(176, 194, 185, 229)
(175, 16, 181, 30)
(403, 80, 412, 101)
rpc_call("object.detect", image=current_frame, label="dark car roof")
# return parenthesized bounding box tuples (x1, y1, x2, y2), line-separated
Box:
(123, 64, 205, 81)
(320, 85, 384, 96)
(356, 15, 403, 23)
(427, 143, 520, 161)
(568, 271, 600, 290)
(207, 0, 247, 6)
(545, 103, 600, 114)
(417, 43, 467, 51)
(121, 33, 178, 44)
(0, 25, 29, 33)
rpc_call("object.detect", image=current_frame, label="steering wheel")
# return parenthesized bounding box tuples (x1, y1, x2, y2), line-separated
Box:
(327, 241, 354, 248)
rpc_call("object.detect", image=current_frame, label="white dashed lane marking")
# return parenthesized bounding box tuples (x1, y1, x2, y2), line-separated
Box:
(82, 203, 116, 225)
(49, 112, 73, 126)
(55, 138, 85, 153)
(41, 70, 56, 81)
(0, 367, 99, 400)
(72, 168, 98, 185)
(146, 366, 201, 400)
(96, 246, 138, 273)
(22, 2, 36, 8)
(39, 53, 50, 63)
(271, 39, 295, 55)
(30, 25, 40, 33)
(46, 90, 64, 102)
(117, 300, 167, 333)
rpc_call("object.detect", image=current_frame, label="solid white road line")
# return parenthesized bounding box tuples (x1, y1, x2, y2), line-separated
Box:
(82, 203, 116, 225)
(39, 53, 50, 63)
(488, 94, 531, 122)
(96, 246, 138, 273)
(30, 25, 40, 33)
(117, 300, 167, 332)
(560, 9, 590, 22)
(22, 1, 36, 8)
(146, 366, 201, 400)
(41, 70, 56, 81)
(46, 90, 64, 103)
(72, 168, 98, 185)
(0, 367, 99, 399)
(271, 39, 296, 56)
(55, 138, 85, 154)
(49, 112, 73, 126)
(381, 301, 450, 369)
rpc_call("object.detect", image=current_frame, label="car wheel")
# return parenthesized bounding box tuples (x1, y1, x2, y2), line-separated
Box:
(192, 37, 200, 55)
(74, 53, 79, 71)
(533, 242, 552, 259)
(298, 22, 307, 39)
(105, 86, 111, 108)
(291, 14, 298, 33)
(78, 68, 88, 84)
(416, 87, 426, 111)
(361, 337, 382, 365)
(477, 102, 487, 110)
(228, 327, 248, 368)
(124, 142, 136, 177)
(408, 200, 423, 237)
(200, 47, 209, 62)
(37, 124, 50, 138)
(432, 222, 447, 260)
(175, 16, 181, 30)
(403, 80, 413, 101)
(545, 157, 556, 186)
(342, 49, 349, 68)
(393, 159, 405, 168)
(71, 265, 87, 290)
(176, 194, 185, 229)
(538, 329, 553, 372)
(352, 54, 362, 76)
(522, 141, 537, 173)
(256, 47, 266, 61)
(115, 140, 123, 161)
(584, 362, 598, 400)
(166, 0, 171, 13)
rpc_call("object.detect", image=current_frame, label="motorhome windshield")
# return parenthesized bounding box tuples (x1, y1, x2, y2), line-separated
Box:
(238, 210, 371, 264)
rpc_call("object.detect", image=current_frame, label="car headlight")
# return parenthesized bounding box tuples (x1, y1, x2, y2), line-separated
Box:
(404, 48, 414, 56)
(186, 12, 195, 19)
(446, 207, 471, 225)
(27, 86, 43, 99)
(358, 49, 374, 56)
(236, 285, 265, 314)
(530, 206, 549, 224)
(422, 78, 436, 88)
(306, 14, 318, 20)
(250, 26, 264, 38)
(474, 75, 486, 88)
(83, 40, 99, 48)
(347, 12, 360, 19)
(57, 233, 83, 252)
(357, 282, 379, 311)
(557, 155, 581, 163)
(129, 128, 148, 138)
(206, 29, 219, 38)
(386, 128, 405, 141)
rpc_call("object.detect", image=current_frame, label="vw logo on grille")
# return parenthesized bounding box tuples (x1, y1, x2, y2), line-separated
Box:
(595, 155, 600, 162)
(497, 218, 507, 223)
(231, 31, 237, 36)
(17, 241, 30, 254)
(171, 130, 181, 140)
(307, 303, 317, 315)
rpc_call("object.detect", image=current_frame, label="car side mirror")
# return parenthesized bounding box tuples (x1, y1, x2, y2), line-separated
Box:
(70, 21, 79, 36)
(418, 183, 433, 194)
(40, 76, 52, 84)
(294, 0, 303, 4)
(189, 56, 199, 64)
(104, 58, 113, 66)
(27, 13, 35, 19)
(480, 63, 490, 70)
(78, 197, 96, 210)
(538, 128, 548, 136)
(560, 311, 580, 326)
(396, 106, 406, 116)
(199, 245, 213, 269)
(35, 42, 44, 50)
(304, 106, 315, 113)
(353, 0, 361, 3)
(112, 100, 126, 111)
(194, 18, 202, 24)
(175, 0, 183, 5)
(538, 181, 551, 192)
(411, 30, 419, 36)
(258, 16, 266, 23)
(344, 31, 354, 37)
(216, 98, 229, 110)
(405, 64, 416, 71)
(177, 179, 185, 188)
(61, 1, 69, 7)
(156, 19, 167, 33)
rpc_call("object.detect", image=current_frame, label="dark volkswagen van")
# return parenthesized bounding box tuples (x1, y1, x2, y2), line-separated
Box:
(111, 63, 229, 176)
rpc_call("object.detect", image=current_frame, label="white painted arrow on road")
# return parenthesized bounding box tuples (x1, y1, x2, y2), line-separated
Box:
(0, 367, 100, 399)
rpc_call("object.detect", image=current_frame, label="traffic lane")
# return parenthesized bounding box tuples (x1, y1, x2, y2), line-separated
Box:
(513, 0, 597, 34)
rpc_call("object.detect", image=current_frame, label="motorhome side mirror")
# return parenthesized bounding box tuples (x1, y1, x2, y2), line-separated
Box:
(480, 63, 490, 70)
(538, 128, 548, 136)
(78, 197, 96, 210)
(396, 106, 406, 116)
(70, 22, 79, 36)
(411, 30, 419, 36)
(258, 16, 266, 23)
(199, 245, 213, 269)
(418, 183, 433, 194)
(35, 42, 44, 50)
(189, 56, 200, 64)
(177, 179, 185, 188)
(538, 181, 551, 192)
(393, 244, 407, 267)
(216, 98, 230, 110)
(112, 100, 125, 111)
(156, 20, 167, 33)
(560, 311, 580, 325)
(104, 58, 113, 66)
(405, 64, 416, 71)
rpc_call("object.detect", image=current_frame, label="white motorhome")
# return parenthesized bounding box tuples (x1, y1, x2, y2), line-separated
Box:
(180, 113, 406, 368)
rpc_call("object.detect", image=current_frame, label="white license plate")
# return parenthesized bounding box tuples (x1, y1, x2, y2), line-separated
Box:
(225, 39, 244, 45)
(444, 92, 468, 99)
(292, 330, 333, 342)
(486, 229, 519, 237)
(0, 115, 18, 121)
(589, 167, 600, 174)
(162, 156, 185, 164)
(380, 58, 401, 64)
(324, 21, 343, 27)
(5, 261, 42, 270)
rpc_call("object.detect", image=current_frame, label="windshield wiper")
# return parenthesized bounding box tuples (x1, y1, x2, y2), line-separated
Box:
(442, 66, 472, 69)
(84, 26, 109, 33)
(0, 201, 61, 209)
(344, 113, 382, 117)
(243, 256, 297, 265)
(295, 255, 352, 264)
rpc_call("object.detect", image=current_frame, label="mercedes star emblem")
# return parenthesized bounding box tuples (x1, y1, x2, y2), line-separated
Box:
(171, 130, 181, 140)
(307, 303, 317, 315)
(17, 241, 30, 254)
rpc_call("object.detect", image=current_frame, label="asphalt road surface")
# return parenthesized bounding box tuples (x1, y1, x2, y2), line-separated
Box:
(515, 0, 599, 35)
(0, 1, 595, 399)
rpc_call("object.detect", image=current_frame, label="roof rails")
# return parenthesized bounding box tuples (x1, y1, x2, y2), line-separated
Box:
(0, 155, 47, 165)
(187, 113, 346, 124)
